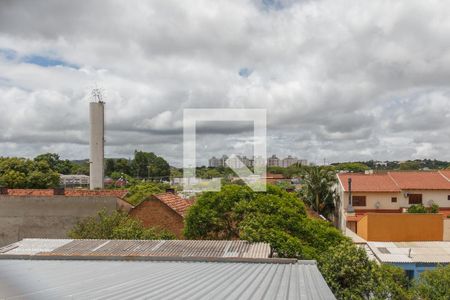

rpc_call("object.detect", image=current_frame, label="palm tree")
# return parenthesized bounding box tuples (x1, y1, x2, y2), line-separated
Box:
(300, 166, 337, 217)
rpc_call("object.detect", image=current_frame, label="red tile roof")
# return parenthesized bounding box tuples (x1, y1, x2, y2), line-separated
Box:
(337, 173, 401, 192)
(338, 171, 450, 192)
(4, 189, 128, 198)
(152, 193, 194, 217)
(439, 170, 450, 181)
(388, 172, 450, 190)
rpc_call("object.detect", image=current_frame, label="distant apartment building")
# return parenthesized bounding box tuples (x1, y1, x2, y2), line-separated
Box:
(208, 154, 307, 168)
(336, 171, 450, 233)
(208, 156, 220, 168)
(267, 155, 281, 167)
(281, 155, 298, 168)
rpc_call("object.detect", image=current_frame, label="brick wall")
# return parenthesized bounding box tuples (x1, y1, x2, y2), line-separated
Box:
(129, 199, 185, 238)
(0, 195, 118, 247)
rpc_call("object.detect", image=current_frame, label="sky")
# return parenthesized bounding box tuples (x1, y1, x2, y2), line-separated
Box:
(1, 0, 450, 166)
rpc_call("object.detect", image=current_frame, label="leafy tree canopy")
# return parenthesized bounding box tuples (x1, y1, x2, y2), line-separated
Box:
(412, 264, 450, 300)
(125, 181, 169, 205)
(68, 209, 175, 240)
(184, 184, 346, 259)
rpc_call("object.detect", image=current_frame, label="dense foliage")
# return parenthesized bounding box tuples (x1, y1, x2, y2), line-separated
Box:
(0, 156, 60, 188)
(68, 210, 175, 240)
(184, 184, 347, 259)
(319, 243, 411, 299)
(300, 166, 337, 218)
(412, 264, 450, 299)
(332, 162, 370, 173)
(407, 204, 439, 214)
(124, 181, 169, 205)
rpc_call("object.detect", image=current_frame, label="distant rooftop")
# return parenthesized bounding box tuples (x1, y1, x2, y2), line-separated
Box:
(0, 239, 271, 261)
(338, 171, 450, 192)
(150, 193, 194, 217)
(367, 241, 450, 264)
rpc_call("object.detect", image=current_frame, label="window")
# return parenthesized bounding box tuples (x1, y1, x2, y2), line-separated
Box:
(408, 194, 422, 205)
(352, 196, 366, 206)
(391, 197, 397, 203)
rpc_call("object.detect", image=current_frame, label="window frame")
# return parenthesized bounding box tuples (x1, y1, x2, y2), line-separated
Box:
(408, 194, 423, 205)
(352, 195, 367, 207)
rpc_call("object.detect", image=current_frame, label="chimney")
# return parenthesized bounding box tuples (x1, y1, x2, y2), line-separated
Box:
(0, 187, 8, 195)
(89, 92, 105, 190)
(347, 177, 355, 213)
(166, 188, 175, 194)
(53, 187, 65, 196)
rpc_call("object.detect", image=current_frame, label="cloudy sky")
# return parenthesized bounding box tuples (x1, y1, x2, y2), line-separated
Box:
(1, 0, 450, 166)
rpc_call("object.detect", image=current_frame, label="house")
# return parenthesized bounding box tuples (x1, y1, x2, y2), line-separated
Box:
(366, 241, 450, 279)
(0, 188, 130, 247)
(129, 192, 194, 238)
(336, 171, 450, 232)
(0, 238, 335, 299)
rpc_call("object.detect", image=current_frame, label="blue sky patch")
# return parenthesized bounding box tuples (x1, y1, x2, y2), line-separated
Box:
(239, 68, 253, 77)
(0, 48, 18, 60)
(22, 55, 78, 69)
(262, 0, 284, 10)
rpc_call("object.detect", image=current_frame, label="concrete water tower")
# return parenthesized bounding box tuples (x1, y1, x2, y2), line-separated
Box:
(89, 88, 105, 189)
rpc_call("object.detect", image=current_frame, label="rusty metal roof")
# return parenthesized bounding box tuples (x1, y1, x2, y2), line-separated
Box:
(0, 239, 272, 260)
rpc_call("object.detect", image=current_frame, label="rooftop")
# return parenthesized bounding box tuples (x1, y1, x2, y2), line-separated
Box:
(0, 239, 271, 260)
(338, 171, 450, 192)
(0, 259, 335, 299)
(151, 192, 194, 217)
(367, 241, 450, 264)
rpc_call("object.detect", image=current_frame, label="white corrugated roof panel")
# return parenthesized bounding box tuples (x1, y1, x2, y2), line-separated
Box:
(0, 259, 336, 299)
(367, 241, 450, 264)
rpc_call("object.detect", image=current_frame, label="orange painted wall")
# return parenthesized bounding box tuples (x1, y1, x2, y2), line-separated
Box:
(357, 213, 443, 242)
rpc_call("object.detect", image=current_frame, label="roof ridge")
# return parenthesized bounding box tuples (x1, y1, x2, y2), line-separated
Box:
(387, 172, 400, 188)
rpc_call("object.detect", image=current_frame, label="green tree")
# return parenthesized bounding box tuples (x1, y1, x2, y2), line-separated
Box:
(399, 161, 421, 170)
(412, 264, 450, 300)
(319, 242, 410, 300)
(34, 153, 73, 174)
(407, 204, 439, 214)
(0, 156, 60, 188)
(125, 181, 168, 205)
(105, 159, 115, 176)
(184, 184, 346, 259)
(68, 209, 175, 240)
(131, 151, 170, 179)
(300, 166, 337, 217)
(333, 162, 369, 173)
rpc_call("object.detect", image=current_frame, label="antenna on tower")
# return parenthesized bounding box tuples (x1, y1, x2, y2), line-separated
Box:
(91, 87, 104, 103)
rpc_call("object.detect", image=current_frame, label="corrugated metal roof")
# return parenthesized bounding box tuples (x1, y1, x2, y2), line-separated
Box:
(0, 259, 335, 299)
(0, 239, 271, 259)
(367, 241, 450, 263)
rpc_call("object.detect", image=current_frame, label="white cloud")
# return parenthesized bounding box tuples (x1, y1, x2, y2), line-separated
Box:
(1, 0, 450, 166)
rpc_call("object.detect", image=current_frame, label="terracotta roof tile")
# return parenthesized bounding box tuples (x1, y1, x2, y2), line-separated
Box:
(337, 173, 401, 192)
(388, 172, 450, 190)
(152, 193, 194, 217)
(338, 171, 450, 192)
(4, 189, 128, 198)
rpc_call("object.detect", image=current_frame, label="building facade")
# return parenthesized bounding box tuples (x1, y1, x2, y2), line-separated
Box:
(336, 171, 450, 232)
